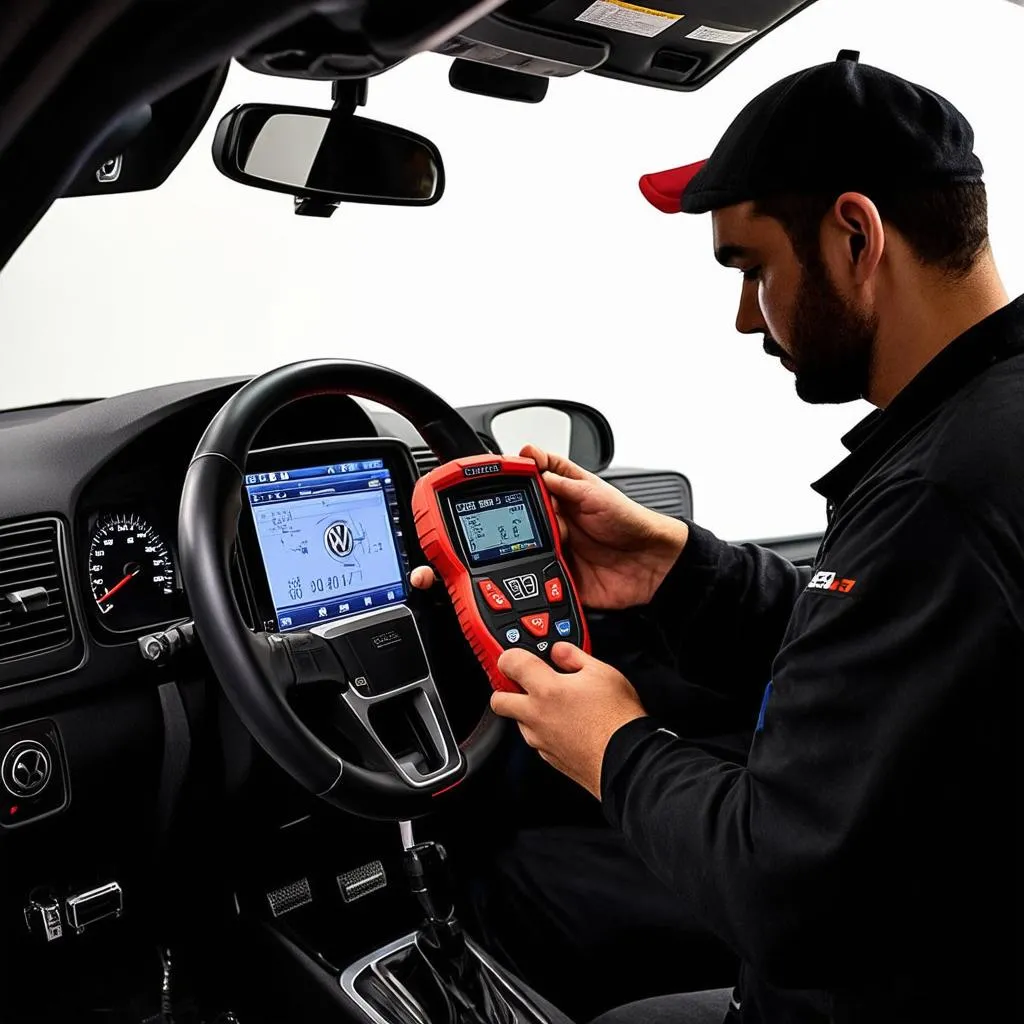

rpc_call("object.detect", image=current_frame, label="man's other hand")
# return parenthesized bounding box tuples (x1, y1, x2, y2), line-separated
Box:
(490, 642, 648, 799)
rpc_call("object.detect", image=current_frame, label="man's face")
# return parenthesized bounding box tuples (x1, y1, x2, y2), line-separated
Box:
(711, 202, 877, 404)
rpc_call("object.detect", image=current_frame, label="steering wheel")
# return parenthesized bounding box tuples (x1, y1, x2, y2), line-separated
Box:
(178, 360, 507, 820)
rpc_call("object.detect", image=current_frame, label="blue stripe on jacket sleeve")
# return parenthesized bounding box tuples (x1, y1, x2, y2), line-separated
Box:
(756, 681, 773, 733)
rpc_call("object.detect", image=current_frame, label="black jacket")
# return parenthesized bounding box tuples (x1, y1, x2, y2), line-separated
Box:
(601, 296, 1024, 1023)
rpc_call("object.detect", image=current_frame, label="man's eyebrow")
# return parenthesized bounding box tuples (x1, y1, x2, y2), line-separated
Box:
(714, 244, 753, 267)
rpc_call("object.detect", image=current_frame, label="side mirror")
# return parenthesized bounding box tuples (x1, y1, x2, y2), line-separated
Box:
(459, 401, 614, 473)
(212, 104, 444, 206)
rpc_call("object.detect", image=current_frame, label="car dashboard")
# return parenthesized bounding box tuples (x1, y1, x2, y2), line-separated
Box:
(0, 380, 449, 907)
(0, 379, 415, 691)
(0, 375, 700, 1009)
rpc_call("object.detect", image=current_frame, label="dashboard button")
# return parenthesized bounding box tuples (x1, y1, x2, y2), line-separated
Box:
(520, 613, 550, 638)
(477, 579, 510, 611)
(544, 577, 565, 603)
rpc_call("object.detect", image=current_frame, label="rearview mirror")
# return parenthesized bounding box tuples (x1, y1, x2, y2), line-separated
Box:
(212, 104, 444, 206)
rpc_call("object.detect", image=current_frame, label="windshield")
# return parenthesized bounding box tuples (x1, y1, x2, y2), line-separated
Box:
(0, 0, 1021, 540)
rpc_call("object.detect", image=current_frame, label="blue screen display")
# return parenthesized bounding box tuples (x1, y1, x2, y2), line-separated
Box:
(245, 459, 407, 631)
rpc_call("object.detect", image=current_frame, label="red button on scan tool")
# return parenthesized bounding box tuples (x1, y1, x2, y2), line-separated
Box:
(520, 612, 550, 638)
(544, 577, 564, 603)
(477, 579, 510, 611)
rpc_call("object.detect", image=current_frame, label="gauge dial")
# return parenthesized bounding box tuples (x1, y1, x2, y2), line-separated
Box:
(87, 513, 178, 632)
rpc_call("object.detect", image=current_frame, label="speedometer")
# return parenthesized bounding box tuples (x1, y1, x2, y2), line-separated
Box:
(87, 513, 179, 632)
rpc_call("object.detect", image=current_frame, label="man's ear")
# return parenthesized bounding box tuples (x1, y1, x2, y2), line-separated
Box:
(823, 192, 884, 286)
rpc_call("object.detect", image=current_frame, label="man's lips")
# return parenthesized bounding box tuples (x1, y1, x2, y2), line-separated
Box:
(763, 337, 796, 373)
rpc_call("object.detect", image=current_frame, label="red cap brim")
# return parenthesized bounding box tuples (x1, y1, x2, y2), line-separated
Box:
(638, 160, 707, 214)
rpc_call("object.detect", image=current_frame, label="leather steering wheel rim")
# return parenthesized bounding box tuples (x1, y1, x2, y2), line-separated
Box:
(178, 359, 507, 819)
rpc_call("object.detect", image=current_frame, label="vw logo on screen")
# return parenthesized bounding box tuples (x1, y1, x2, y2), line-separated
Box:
(324, 521, 354, 560)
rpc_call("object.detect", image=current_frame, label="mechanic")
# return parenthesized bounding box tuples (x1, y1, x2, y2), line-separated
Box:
(416, 51, 1020, 1024)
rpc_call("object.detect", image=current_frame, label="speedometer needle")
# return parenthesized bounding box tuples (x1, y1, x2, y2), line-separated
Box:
(96, 567, 140, 604)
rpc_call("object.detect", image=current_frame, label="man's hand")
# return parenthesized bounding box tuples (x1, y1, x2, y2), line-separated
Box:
(410, 445, 689, 610)
(490, 642, 648, 799)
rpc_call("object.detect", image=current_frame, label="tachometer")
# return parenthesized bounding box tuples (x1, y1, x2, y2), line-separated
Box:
(87, 513, 178, 632)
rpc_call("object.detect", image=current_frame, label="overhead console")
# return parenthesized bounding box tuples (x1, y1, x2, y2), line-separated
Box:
(446, 0, 822, 91)
(235, 1, 510, 79)
(437, 10, 611, 79)
(234, 0, 822, 95)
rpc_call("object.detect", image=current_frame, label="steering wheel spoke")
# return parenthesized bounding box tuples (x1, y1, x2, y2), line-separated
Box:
(311, 607, 466, 790)
(253, 630, 346, 694)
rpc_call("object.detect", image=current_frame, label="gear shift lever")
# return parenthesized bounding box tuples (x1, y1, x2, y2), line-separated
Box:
(401, 840, 514, 1024)
(405, 841, 456, 930)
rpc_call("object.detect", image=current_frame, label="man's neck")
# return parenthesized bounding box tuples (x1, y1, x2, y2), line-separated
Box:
(868, 253, 1010, 408)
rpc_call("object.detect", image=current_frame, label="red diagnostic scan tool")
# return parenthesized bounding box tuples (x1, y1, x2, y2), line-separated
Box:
(412, 455, 590, 693)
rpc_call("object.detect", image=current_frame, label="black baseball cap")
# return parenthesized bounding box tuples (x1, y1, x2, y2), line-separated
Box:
(639, 50, 984, 215)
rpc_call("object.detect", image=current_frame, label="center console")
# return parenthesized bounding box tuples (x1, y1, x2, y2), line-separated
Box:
(341, 932, 552, 1024)
(311, 831, 566, 1024)
(336, 836, 557, 1024)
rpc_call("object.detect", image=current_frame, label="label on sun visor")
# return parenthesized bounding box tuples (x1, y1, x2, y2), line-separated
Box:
(576, 0, 682, 38)
(685, 24, 756, 45)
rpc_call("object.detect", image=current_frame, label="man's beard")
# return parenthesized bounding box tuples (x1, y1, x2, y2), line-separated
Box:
(771, 256, 878, 404)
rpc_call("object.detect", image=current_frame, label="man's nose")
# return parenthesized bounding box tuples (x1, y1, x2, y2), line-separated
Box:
(735, 280, 766, 336)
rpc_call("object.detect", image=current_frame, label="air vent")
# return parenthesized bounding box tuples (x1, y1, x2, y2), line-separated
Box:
(606, 472, 692, 521)
(411, 446, 441, 476)
(0, 520, 74, 663)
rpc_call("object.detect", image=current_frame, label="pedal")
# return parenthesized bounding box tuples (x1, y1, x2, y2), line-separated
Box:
(265, 877, 312, 918)
(337, 860, 387, 903)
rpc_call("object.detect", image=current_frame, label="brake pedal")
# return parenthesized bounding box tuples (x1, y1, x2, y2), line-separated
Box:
(265, 877, 312, 918)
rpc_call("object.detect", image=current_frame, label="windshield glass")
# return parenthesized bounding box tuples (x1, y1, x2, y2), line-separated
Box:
(0, 0, 1021, 539)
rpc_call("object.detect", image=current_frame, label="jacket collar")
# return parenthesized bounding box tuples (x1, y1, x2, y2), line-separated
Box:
(812, 294, 1024, 504)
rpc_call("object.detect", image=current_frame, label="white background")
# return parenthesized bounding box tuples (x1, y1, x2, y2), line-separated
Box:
(0, 0, 1021, 540)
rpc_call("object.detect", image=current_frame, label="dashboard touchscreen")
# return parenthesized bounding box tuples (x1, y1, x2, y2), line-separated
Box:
(244, 458, 408, 631)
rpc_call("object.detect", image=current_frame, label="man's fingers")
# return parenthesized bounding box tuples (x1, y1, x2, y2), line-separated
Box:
(519, 444, 550, 472)
(520, 445, 589, 482)
(550, 641, 588, 672)
(497, 647, 557, 692)
(409, 566, 436, 589)
(542, 471, 590, 506)
(490, 689, 532, 721)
